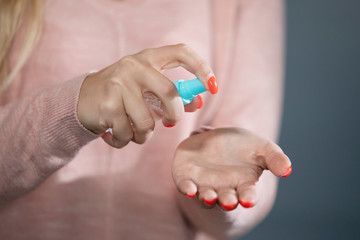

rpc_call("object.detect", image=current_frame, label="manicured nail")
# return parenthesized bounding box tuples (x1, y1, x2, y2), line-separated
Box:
(282, 166, 292, 178)
(239, 200, 254, 208)
(164, 124, 176, 128)
(207, 76, 218, 94)
(186, 192, 196, 198)
(196, 95, 204, 109)
(221, 202, 236, 211)
(203, 198, 216, 205)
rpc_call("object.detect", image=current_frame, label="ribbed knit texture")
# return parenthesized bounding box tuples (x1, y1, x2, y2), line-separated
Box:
(0, 75, 98, 204)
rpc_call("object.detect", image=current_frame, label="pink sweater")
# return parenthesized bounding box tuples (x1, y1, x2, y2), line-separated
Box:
(0, 0, 285, 239)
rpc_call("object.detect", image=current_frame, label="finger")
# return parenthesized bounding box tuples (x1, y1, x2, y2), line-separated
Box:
(176, 179, 198, 198)
(198, 186, 217, 207)
(237, 183, 257, 209)
(101, 129, 132, 149)
(262, 142, 292, 178)
(217, 188, 238, 211)
(184, 95, 203, 112)
(145, 44, 218, 94)
(101, 131, 113, 146)
(105, 112, 134, 149)
(138, 67, 184, 127)
(122, 89, 155, 144)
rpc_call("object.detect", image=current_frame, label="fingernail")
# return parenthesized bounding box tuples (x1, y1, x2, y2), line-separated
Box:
(282, 166, 292, 178)
(196, 95, 204, 109)
(164, 124, 176, 128)
(239, 200, 254, 208)
(221, 202, 236, 211)
(203, 198, 216, 205)
(186, 192, 196, 198)
(207, 76, 218, 94)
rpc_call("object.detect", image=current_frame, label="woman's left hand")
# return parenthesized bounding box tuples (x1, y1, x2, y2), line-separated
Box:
(172, 127, 292, 210)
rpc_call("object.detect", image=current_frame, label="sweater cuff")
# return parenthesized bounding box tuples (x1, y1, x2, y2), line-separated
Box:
(41, 74, 99, 158)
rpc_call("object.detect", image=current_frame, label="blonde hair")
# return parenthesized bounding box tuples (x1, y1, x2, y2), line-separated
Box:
(0, 0, 43, 93)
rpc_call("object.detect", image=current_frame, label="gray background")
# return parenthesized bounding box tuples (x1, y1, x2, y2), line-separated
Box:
(239, 0, 360, 239)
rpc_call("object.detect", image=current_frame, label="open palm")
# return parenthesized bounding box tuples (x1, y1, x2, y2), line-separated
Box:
(172, 128, 292, 210)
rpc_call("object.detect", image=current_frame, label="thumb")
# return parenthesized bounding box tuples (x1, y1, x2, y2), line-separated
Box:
(262, 142, 292, 178)
(184, 95, 203, 112)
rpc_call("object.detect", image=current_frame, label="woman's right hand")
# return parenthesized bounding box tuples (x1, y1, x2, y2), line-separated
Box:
(77, 44, 217, 148)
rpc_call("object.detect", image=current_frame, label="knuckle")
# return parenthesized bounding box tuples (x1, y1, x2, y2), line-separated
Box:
(177, 43, 189, 50)
(134, 48, 154, 64)
(133, 129, 153, 145)
(100, 99, 122, 115)
(98, 120, 109, 132)
(159, 81, 177, 97)
(197, 60, 211, 75)
(136, 117, 155, 134)
(105, 77, 122, 91)
(138, 48, 153, 57)
(113, 131, 132, 148)
(119, 55, 141, 72)
(123, 130, 134, 142)
(103, 72, 130, 95)
(177, 43, 193, 56)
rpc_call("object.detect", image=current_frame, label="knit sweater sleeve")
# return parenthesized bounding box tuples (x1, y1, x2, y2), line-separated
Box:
(0, 75, 99, 205)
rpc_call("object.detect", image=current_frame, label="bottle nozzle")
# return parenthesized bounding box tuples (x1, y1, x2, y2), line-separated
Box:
(174, 78, 207, 105)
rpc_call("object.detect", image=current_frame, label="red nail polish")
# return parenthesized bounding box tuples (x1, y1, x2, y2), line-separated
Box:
(207, 76, 218, 94)
(282, 166, 292, 178)
(164, 124, 176, 128)
(221, 202, 236, 210)
(239, 200, 254, 208)
(196, 95, 203, 109)
(203, 198, 216, 205)
(186, 192, 196, 198)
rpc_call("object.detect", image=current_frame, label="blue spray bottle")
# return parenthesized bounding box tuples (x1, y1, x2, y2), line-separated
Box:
(143, 78, 207, 121)
(173, 78, 207, 105)
(107, 78, 208, 134)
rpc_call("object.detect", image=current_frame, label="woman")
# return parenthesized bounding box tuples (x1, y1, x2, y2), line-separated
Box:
(0, 0, 291, 239)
